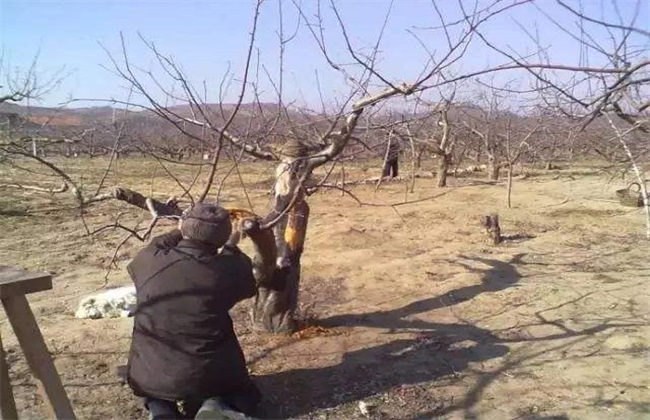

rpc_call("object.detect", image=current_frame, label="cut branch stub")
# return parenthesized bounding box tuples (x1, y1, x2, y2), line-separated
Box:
(237, 215, 277, 287)
(113, 188, 182, 216)
(481, 213, 502, 245)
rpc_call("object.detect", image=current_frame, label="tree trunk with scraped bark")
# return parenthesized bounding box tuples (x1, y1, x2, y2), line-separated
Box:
(436, 153, 452, 188)
(487, 154, 500, 181)
(248, 141, 311, 333)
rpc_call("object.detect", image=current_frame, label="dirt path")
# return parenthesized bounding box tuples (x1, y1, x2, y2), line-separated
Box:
(1, 161, 648, 419)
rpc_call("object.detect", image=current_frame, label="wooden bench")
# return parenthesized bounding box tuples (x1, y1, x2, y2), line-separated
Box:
(0, 266, 76, 420)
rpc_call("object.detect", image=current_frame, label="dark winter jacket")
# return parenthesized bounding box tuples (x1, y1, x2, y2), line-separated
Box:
(125, 229, 260, 411)
(386, 137, 401, 162)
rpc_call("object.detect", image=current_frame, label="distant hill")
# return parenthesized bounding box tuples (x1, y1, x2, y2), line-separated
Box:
(2, 99, 632, 163)
(0, 102, 121, 127)
(0, 101, 301, 128)
(0, 101, 321, 152)
(4, 99, 617, 153)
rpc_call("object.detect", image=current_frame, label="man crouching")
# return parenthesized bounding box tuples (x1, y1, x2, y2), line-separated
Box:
(125, 203, 261, 419)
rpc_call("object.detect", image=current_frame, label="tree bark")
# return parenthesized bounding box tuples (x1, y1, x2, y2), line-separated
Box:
(507, 163, 513, 208)
(244, 149, 311, 333)
(227, 210, 276, 288)
(487, 154, 500, 180)
(112, 188, 182, 216)
(437, 153, 452, 188)
(252, 195, 309, 333)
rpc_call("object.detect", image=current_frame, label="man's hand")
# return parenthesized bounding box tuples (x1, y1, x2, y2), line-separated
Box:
(150, 228, 183, 249)
(220, 243, 242, 256)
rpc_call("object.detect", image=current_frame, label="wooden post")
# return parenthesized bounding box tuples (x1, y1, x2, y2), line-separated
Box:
(0, 331, 18, 420)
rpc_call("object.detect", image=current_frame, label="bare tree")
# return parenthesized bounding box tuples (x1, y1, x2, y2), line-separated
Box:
(0, 53, 65, 105)
(400, 98, 457, 188)
(8, 0, 649, 342)
(468, 0, 649, 235)
(87, 0, 528, 331)
(461, 88, 508, 181)
(502, 117, 539, 208)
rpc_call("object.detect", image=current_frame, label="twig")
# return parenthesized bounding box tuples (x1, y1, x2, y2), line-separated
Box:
(0, 182, 68, 193)
(197, 0, 264, 202)
(540, 197, 570, 207)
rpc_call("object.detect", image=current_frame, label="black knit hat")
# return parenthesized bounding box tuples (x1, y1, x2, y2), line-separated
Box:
(180, 203, 232, 247)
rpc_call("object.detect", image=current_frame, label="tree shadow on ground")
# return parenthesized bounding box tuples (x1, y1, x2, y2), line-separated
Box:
(255, 321, 509, 418)
(255, 255, 522, 418)
(254, 254, 641, 419)
(322, 254, 526, 333)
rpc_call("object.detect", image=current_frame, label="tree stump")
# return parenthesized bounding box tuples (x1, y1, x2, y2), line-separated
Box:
(481, 213, 502, 245)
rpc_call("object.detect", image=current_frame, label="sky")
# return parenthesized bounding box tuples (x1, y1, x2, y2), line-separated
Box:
(1, 0, 648, 109)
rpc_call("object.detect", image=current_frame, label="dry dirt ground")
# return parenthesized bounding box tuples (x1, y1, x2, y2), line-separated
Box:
(1, 158, 649, 420)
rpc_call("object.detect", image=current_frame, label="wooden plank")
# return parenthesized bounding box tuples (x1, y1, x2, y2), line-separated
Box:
(0, 266, 52, 299)
(0, 331, 18, 420)
(0, 266, 51, 285)
(2, 295, 76, 420)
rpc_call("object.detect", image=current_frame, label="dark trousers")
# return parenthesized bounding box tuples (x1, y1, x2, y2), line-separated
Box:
(144, 398, 201, 420)
(382, 158, 399, 178)
(145, 396, 249, 419)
